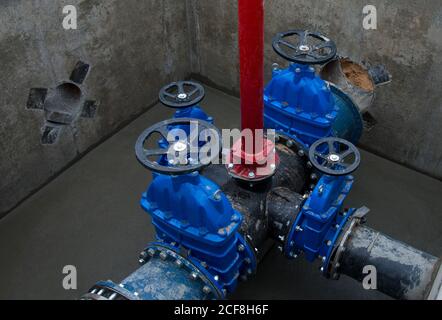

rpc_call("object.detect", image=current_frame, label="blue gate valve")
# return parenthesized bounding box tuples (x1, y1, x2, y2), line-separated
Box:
(284, 138, 361, 275)
(264, 30, 363, 147)
(135, 118, 257, 297)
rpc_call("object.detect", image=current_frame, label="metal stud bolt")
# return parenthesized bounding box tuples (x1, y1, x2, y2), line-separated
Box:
(175, 259, 183, 268)
(203, 286, 212, 294)
(213, 190, 222, 201)
(238, 244, 245, 252)
(190, 272, 198, 280)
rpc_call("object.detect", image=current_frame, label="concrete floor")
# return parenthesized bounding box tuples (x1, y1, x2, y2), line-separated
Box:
(0, 86, 441, 300)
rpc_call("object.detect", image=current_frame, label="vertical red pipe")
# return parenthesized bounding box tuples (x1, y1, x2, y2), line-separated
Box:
(238, 0, 264, 132)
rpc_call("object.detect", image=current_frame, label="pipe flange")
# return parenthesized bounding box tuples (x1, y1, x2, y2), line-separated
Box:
(82, 281, 136, 300)
(140, 242, 224, 299)
(325, 207, 370, 279)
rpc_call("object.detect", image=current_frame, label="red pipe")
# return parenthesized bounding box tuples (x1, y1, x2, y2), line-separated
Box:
(238, 0, 264, 132)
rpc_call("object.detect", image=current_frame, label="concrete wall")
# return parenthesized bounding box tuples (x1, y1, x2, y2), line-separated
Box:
(187, 0, 442, 179)
(2, 0, 442, 217)
(0, 0, 190, 217)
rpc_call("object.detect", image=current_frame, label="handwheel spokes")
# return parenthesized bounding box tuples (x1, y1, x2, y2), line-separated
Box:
(144, 148, 168, 157)
(309, 137, 361, 176)
(279, 40, 299, 51)
(340, 149, 353, 159)
(135, 118, 221, 175)
(159, 81, 205, 109)
(273, 30, 337, 64)
(328, 140, 336, 154)
(298, 30, 309, 46)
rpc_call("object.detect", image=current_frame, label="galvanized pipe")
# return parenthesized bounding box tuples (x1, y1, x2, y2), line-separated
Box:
(338, 225, 441, 300)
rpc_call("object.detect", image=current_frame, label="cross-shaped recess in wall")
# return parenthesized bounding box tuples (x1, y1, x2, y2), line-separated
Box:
(26, 61, 99, 145)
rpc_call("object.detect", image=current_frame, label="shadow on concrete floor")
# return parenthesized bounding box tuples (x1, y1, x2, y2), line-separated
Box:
(0, 86, 441, 300)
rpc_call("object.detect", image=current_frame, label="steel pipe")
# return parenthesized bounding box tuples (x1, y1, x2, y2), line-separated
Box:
(338, 225, 441, 300)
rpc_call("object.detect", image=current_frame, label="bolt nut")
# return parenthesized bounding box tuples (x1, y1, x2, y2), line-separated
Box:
(248, 172, 256, 178)
(298, 150, 305, 157)
(159, 252, 168, 260)
(213, 190, 222, 201)
(138, 259, 145, 265)
(175, 259, 183, 268)
(190, 272, 198, 280)
(147, 248, 156, 257)
(238, 244, 245, 252)
(202, 286, 212, 294)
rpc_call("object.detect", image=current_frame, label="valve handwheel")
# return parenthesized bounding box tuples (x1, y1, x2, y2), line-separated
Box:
(273, 30, 337, 65)
(135, 118, 221, 175)
(159, 81, 205, 108)
(309, 137, 361, 176)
